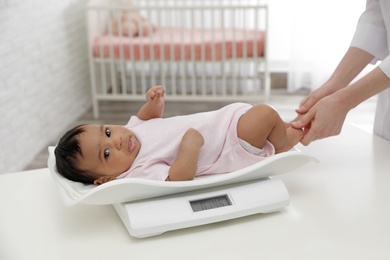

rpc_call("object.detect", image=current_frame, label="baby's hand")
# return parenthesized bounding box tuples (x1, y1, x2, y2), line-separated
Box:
(146, 85, 165, 102)
(182, 128, 204, 150)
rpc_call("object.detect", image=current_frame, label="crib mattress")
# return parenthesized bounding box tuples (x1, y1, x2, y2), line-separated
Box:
(93, 27, 265, 61)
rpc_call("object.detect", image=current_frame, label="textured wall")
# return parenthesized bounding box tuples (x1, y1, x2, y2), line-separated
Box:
(0, 0, 91, 173)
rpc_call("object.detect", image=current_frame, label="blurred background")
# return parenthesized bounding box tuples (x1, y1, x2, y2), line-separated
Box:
(1, 0, 372, 174)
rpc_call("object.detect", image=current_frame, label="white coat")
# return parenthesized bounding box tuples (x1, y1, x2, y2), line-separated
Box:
(350, 0, 390, 141)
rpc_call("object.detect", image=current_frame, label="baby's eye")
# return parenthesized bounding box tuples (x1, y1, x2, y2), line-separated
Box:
(104, 148, 110, 159)
(105, 128, 111, 137)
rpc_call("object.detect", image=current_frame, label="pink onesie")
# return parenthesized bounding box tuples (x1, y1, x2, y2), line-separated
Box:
(116, 103, 275, 181)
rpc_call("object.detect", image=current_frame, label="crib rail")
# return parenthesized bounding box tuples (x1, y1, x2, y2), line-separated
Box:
(87, 0, 269, 118)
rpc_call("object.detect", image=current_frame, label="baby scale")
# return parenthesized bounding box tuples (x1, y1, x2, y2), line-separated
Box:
(114, 177, 288, 238)
(48, 146, 318, 239)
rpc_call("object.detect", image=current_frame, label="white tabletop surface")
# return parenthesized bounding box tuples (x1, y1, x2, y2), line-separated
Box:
(1, 124, 389, 260)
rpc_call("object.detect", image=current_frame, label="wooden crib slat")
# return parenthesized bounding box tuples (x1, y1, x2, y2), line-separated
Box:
(190, 8, 196, 97)
(200, 8, 206, 97)
(231, 7, 238, 97)
(115, 9, 126, 95)
(157, 4, 166, 89)
(98, 10, 108, 96)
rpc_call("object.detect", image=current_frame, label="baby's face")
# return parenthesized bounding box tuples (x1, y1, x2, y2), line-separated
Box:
(77, 125, 141, 181)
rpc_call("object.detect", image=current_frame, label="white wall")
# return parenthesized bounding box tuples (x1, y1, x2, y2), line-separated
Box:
(0, 0, 91, 173)
(267, 0, 366, 90)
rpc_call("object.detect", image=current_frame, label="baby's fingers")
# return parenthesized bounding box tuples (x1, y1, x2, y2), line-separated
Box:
(146, 90, 156, 102)
(155, 87, 165, 97)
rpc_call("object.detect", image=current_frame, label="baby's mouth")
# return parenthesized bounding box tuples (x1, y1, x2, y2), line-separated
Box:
(128, 135, 136, 152)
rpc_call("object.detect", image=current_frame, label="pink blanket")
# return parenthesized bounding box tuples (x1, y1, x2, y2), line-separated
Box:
(93, 27, 265, 61)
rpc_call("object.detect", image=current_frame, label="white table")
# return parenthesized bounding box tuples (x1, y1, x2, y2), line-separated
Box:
(1, 124, 389, 260)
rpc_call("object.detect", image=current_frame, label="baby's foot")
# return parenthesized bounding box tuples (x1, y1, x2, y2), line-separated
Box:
(278, 126, 303, 153)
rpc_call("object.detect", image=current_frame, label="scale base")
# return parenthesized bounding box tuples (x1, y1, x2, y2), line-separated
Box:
(114, 178, 289, 238)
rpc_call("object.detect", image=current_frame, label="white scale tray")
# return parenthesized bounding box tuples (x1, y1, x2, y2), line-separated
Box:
(48, 147, 318, 238)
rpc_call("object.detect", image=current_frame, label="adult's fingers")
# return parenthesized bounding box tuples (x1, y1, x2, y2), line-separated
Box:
(295, 93, 321, 115)
(291, 111, 314, 130)
(299, 129, 317, 146)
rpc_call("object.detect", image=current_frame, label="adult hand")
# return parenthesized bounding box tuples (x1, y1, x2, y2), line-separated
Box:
(291, 47, 376, 145)
(291, 93, 349, 145)
(295, 85, 336, 115)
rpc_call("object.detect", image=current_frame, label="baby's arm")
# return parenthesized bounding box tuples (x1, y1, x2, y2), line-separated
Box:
(167, 128, 204, 181)
(137, 86, 165, 120)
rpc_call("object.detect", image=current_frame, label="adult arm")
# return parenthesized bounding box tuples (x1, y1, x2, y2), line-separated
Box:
(292, 64, 390, 146)
(295, 47, 374, 116)
(292, 0, 390, 145)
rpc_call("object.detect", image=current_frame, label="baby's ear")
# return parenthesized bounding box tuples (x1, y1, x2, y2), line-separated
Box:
(93, 176, 116, 185)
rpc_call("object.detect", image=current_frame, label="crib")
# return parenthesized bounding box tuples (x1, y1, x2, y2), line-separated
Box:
(87, 0, 269, 118)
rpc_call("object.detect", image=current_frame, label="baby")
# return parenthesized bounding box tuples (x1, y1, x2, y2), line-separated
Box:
(55, 86, 303, 185)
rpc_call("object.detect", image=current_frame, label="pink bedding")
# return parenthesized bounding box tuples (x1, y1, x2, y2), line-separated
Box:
(93, 27, 265, 61)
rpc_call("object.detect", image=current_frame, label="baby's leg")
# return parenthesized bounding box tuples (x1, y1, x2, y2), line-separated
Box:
(237, 104, 303, 153)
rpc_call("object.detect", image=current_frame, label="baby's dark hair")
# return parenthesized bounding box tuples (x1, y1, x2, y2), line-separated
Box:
(54, 124, 96, 184)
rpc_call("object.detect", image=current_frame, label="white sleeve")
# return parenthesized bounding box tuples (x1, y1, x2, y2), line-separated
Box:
(350, 0, 390, 77)
(126, 115, 145, 127)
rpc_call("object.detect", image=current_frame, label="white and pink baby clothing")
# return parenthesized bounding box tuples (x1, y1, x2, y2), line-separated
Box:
(116, 103, 275, 181)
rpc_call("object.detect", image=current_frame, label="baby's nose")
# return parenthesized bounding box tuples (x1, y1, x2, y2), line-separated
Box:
(114, 136, 123, 149)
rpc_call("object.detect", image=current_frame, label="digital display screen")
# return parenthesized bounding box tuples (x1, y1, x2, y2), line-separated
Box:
(190, 195, 232, 212)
